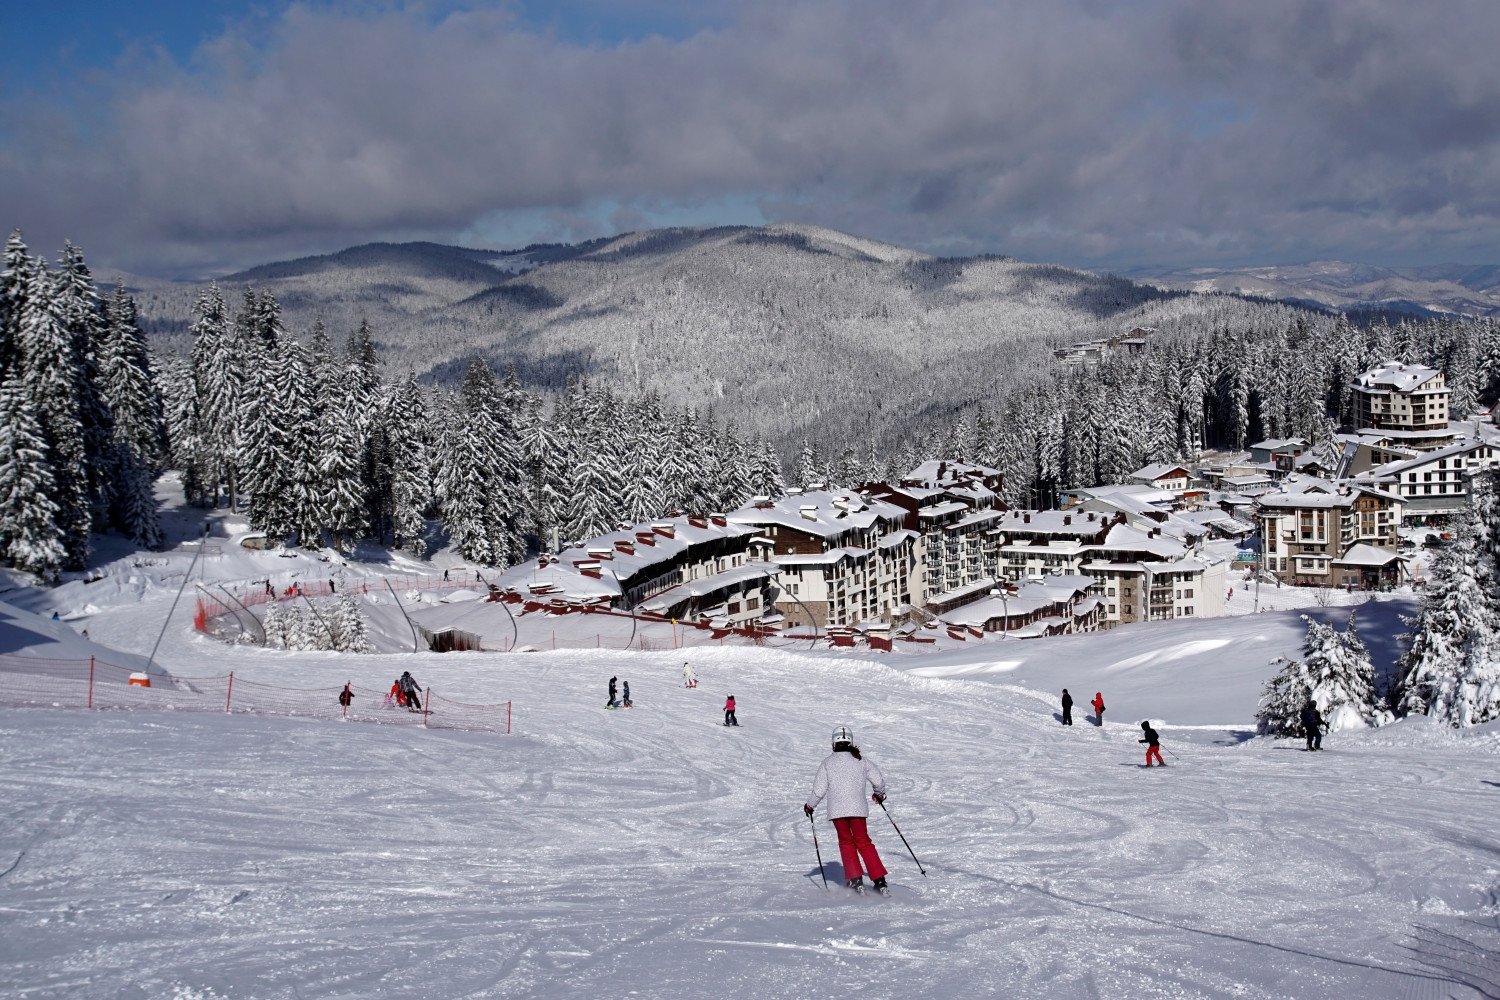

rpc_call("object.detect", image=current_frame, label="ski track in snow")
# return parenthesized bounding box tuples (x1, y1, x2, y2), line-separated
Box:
(0, 590, 1497, 998)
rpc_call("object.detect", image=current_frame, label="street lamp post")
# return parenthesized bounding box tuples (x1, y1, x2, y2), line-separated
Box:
(988, 587, 1009, 637)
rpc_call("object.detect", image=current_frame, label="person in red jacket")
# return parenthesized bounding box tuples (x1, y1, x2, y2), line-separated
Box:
(1091, 691, 1106, 726)
(723, 695, 739, 726)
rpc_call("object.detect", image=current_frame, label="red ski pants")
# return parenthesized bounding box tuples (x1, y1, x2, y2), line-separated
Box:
(832, 817, 887, 881)
(1145, 746, 1164, 766)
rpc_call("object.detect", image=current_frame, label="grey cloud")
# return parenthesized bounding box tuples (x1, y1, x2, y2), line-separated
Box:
(2, 0, 1498, 275)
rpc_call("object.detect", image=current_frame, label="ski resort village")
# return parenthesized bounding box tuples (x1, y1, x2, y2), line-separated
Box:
(4, 4, 1500, 992)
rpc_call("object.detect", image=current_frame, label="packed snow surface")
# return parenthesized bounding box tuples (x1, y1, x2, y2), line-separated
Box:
(3, 635, 1498, 998)
(2, 504, 1497, 998)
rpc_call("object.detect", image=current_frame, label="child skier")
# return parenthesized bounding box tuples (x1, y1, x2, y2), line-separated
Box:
(683, 662, 697, 688)
(607, 676, 618, 709)
(389, 678, 404, 708)
(1139, 720, 1165, 767)
(803, 726, 890, 894)
(622, 680, 633, 708)
(723, 694, 738, 726)
(1091, 691, 1106, 726)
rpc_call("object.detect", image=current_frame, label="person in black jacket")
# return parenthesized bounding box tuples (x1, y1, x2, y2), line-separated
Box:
(1061, 689, 1073, 726)
(622, 680, 632, 708)
(607, 676, 618, 709)
(1300, 699, 1325, 751)
(338, 683, 354, 710)
(1139, 721, 1165, 767)
(399, 671, 422, 713)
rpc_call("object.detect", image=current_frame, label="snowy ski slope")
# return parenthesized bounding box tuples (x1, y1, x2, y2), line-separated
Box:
(3, 633, 1497, 999)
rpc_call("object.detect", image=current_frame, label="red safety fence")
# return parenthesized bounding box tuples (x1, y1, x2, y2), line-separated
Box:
(0, 654, 512, 735)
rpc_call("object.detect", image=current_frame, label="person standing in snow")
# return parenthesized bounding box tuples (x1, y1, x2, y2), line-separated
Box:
(1139, 721, 1165, 767)
(683, 661, 697, 688)
(1061, 688, 1074, 726)
(1300, 699, 1325, 751)
(607, 676, 618, 709)
(1091, 691, 1106, 726)
(338, 683, 354, 711)
(803, 726, 890, 894)
(387, 678, 402, 708)
(723, 694, 738, 726)
(399, 671, 422, 712)
(622, 680, 632, 708)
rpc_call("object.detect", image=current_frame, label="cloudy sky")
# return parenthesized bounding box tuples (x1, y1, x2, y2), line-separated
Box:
(2, 0, 1498, 277)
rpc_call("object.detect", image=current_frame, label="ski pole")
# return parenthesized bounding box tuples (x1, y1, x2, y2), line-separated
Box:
(878, 800, 927, 876)
(808, 813, 829, 890)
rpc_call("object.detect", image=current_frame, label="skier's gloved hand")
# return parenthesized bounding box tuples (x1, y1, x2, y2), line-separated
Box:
(872, 793, 886, 804)
(803, 804, 815, 818)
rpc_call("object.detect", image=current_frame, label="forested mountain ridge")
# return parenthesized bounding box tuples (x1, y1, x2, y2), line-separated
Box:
(1128, 261, 1500, 319)
(125, 223, 1216, 448)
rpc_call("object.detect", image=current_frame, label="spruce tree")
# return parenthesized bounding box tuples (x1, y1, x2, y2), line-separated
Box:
(1258, 613, 1386, 735)
(0, 377, 66, 581)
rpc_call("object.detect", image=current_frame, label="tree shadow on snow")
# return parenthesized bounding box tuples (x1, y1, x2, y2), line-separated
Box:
(1212, 730, 1258, 745)
(1299, 598, 1419, 695)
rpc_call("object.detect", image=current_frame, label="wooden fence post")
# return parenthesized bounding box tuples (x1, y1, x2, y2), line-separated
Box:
(87, 656, 95, 709)
(225, 672, 234, 713)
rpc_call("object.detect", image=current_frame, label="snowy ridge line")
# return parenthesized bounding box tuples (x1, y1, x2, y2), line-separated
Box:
(0, 655, 513, 735)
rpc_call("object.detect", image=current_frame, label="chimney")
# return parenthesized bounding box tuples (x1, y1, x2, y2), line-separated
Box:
(799, 505, 818, 521)
(1087, 511, 1096, 521)
(635, 531, 657, 547)
(575, 560, 602, 579)
(1023, 513, 1031, 524)
(652, 521, 675, 538)
(688, 515, 708, 529)
(614, 540, 635, 555)
(586, 546, 613, 560)
(710, 514, 727, 527)
(1063, 515, 1072, 525)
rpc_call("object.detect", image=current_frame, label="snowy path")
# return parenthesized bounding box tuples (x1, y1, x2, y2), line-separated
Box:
(2, 644, 1496, 999)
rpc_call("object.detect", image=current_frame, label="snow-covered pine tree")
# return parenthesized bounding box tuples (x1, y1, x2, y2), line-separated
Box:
(314, 390, 369, 553)
(384, 374, 432, 558)
(1257, 613, 1386, 735)
(17, 260, 92, 568)
(262, 597, 288, 648)
(796, 440, 819, 489)
(328, 592, 373, 653)
(0, 377, 66, 581)
(188, 285, 243, 509)
(54, 243, 117, 523)
(1393, 493, 1500, 726)
(520, 393, 566, 551)
(750, 437, 786, 498)
(0, 231, 28, 375)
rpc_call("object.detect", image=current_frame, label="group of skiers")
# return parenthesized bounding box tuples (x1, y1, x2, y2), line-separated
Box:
(387, 670, 423, 711)
(1059, 688, 1106, 727)
(606, 676, 634, 709)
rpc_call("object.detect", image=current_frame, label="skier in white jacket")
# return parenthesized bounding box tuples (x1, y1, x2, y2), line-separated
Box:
(682, 661, 697, 688)
(803, 726, 889, 893)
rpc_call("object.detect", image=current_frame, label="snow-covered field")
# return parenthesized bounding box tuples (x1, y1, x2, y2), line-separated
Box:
(2, 506, 1497, 999)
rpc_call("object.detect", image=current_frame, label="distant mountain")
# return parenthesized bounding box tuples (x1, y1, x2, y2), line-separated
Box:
(128, 223, 1320, 450)
(1124, 261, 1500, 318)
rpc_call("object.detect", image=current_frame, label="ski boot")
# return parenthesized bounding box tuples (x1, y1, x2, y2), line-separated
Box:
(871, 877, 890, 896)
(846, 876, 865, 895)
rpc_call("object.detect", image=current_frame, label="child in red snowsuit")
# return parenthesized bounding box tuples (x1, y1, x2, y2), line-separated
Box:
(723, 695, 738, 726)
(1091, 691, 1106, 725)
(1140, 721, 1165, 766)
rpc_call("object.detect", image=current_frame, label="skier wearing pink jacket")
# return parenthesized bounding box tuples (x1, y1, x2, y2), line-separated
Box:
(803, 725, 889, 894)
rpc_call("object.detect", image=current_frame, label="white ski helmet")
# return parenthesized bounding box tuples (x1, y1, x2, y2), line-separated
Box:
(831, 726, 855, 745)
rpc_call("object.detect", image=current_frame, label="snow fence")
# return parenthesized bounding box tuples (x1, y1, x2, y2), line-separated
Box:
(0, 653, 512, 735)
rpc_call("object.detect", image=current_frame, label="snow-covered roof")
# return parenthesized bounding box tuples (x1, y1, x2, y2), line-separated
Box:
(1129, 463, 1191, 482)
(936, 575, 1095, 628)
(917, 500, 970, 519)
(1331, 544, 1406, 567)
(994, 509, 1113, 536)
(902, 460, 1002, 487)
(638, 564, 775, 614)
(729, 490, 904, 540)
(1366, 439, 1497, 478)
(774, 546, 868, 567)
(1354, 360, 1444, 393)
(1250, 437, 1308, 452)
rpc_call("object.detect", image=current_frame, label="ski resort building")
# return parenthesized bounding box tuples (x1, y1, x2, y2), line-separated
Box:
(1255, 481, 1407, 587)
(1354, 440, 1500, 518)
(987, 509, 1228, 625)
(863, 461, 1008, 602)
(727, 490, 919, 629)
(1352, 361, 1449, 434)
(934, 575, 1103, 637)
